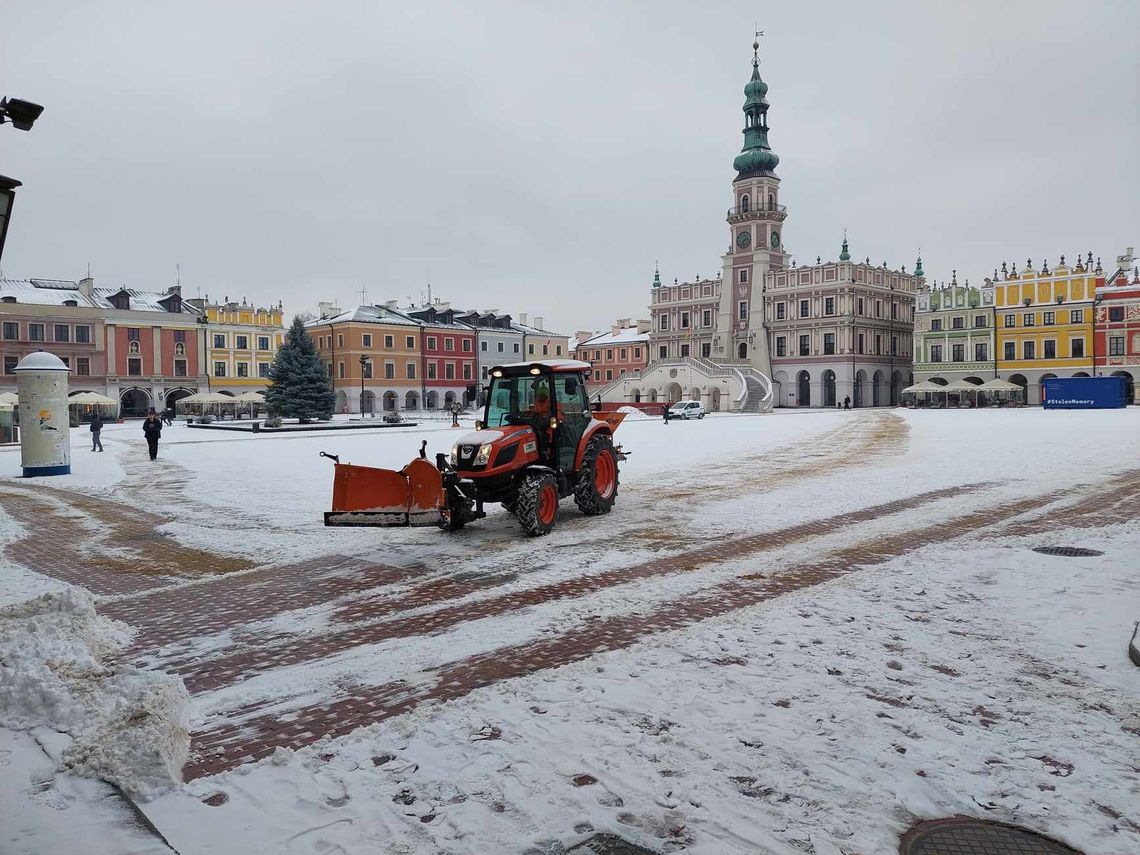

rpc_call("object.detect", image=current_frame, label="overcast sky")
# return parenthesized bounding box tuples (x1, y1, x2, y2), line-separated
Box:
(2, 0, 1137, 333)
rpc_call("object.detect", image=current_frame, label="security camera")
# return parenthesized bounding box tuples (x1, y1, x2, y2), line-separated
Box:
(0, 97, 45, 132)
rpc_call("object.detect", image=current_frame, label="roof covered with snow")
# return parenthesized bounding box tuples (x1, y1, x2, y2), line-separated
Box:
(0, 278, 200, 315)
(307, 304, 422, 327)
(575, 326, 650, 348)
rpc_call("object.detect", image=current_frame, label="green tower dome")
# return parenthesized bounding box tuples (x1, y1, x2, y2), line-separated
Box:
(733, 41, 779, 179)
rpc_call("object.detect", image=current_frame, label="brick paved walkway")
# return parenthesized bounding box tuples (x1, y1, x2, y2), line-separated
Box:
(181, 489, 1058, 780)
(172, 483, 985, 694)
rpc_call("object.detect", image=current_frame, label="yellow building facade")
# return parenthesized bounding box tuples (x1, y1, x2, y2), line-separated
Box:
(198, 299, 286, 393)
(995, 257, 1101, 404)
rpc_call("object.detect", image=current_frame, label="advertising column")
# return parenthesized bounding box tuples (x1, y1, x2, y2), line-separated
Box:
(15, 351, 71, 476)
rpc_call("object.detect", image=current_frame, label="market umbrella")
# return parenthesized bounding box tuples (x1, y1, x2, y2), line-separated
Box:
(234, 391, 265, 402)
(0, 391, 18, 405)
(978, 378, 1022, 391)
(68, 391, 118, 405)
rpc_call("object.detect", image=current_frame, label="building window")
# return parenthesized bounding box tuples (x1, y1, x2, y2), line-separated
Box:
(680, 344, 690, 358)
(776, 303, 786, 320)
(951, 316, 963, 330)
(528, 343, 534, 354)
(930, 344, 943, 363)
(338, 361, 345, 379)
(619, 348, 627, 360)
(875, 301, 882, 319)
(444, 338, 454, 351)
(891, 336, 898, 356)
(701, 343, 711, 358)
(606, 349, 614, 361)
(236, 335, 248, 350)
(128, 358, 142, 376)
(237, 362, 250, 377)
(857, 298, 864, 315)
(799, 299, 809, 318)
(445, 363, 455, 380)
(952, 343, 964, 361)
(975, 343, 988, 361)
(1004, 341, 1015, 360)
(542, 344, 549, 355)
(514, 342, 521, 353)
(634, 348, 641, 359)
(930, 319, 942, 332)
(659, 345, 667, 359)
(1043, 340, 1056, 359)
(1023, 313, 1035, 327)
(824, 297, 835, 316)
(1023, 341, 1035, 359)
(29, 323, 44, 342)
(594, 370, 601, 381)
(1043, 311, 1055, 326)
(258, 363, 270, 378)
(384, 334, 395, 348)
(385, 362, 396, 379)
(318, 336, 324, 349)
(481, 340, 488, 351)
(363, 333, 373, 347)
(462, 339, 472, 352)
(891, 303, 898, 321)
(214, 361, 227, 377)
(798, 334, 810, 357)
(659, 315, 669, 331)
(406, 336, 415, 348)
(875, 334, 882, 355)
(427, 336, 436, 350)
(1108, 336, 1125, 356)
(823, 333, 835, 355)
(739, 302, 748, 321)
(327, 362, 333, 376)
(76, 357, 90, 376)
(53, 324, 70, 342)
(681, 311, 689, 328)
(427, 363, 437, 379)
(258, 336, 270, 350)
(1070, 310, 1083, 324)
(857, 333, 864, 354)
(213, 333, 226, 348)
(127, 327, 140, 341)
(974, 315, 986, 328)
(3, 356, 16, 374)
(2, 322, 17, 339)
(407, 363, 416, 379)
(463, 364, 472, 380)
(175, 358, 188, 377)
(1071, 339, 1085, 358)
(337, 334, 344, 348)
(1004, 314, 1016, 327)
(1109, 306, 1125, 322)
(739, 269, 748, 283)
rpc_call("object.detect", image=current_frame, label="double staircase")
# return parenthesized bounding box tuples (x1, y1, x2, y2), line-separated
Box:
(590, 356, 774, 413)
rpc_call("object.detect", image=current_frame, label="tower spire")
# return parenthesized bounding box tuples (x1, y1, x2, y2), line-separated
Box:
(914, 247, 924, 278)
(652, 261, 661, 288)
(839, 230, 850, 262)
(732, 35, 779, 179)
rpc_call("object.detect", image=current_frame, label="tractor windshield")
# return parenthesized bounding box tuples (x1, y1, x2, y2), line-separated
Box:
(485, 375, 548, 427)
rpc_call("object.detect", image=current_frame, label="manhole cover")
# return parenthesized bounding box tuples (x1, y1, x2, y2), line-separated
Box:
(568, 833, 660, 855)
(901, 818, 1081, 854)
(1032, 546, 1104, 557)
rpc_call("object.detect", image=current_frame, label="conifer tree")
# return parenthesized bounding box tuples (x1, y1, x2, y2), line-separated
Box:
(265, 316, 336, 422)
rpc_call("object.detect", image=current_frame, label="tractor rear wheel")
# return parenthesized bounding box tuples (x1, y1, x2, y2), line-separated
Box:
(574, 433, 619, 515)
(516, 472, 559, 536)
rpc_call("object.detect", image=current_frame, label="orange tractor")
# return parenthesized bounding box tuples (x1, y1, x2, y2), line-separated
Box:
(322, 360, 627, 536)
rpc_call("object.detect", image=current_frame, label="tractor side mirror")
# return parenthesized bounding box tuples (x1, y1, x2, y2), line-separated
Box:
(565, 377, 578, 395)
(475, 420, 484, 431)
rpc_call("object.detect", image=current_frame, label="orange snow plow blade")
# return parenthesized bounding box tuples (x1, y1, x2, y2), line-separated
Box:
(592, 411, 626, 431)
(324, 457, 445, 527)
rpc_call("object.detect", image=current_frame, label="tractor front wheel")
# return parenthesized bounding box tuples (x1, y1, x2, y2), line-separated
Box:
(574, 434, 619, 515)
(516, 472, 559, 536)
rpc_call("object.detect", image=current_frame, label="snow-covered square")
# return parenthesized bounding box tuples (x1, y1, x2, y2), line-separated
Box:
(2, 407, 1138, 855)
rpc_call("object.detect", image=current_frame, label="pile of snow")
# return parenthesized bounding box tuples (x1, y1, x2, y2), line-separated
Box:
(0, 589, 189, 800)
(615, 406, 652, 420)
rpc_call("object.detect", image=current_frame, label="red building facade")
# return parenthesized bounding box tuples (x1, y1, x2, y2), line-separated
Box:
(405, 304, 478, 407)
(1094, 262, 1140, 403)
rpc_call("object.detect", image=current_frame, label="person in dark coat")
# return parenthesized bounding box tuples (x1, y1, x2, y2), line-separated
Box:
(90, 413, 104, 452)
(142, 411, 162, 460)
(843, 395, 851, 411)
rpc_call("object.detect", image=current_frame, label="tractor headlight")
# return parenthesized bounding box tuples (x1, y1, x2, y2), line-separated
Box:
(450, 443, 459, 465)
(474, 443, 493, 466)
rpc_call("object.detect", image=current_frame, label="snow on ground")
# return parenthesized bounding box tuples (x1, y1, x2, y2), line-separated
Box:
(2, 406, 1139, 853)
(0, 591, 190, 800)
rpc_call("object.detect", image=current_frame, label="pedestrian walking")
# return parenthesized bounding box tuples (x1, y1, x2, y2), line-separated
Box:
(143, 410, 162, 461)
(162, 407, 174, 426)
(843, 395, 851, 411)
(90, 413, 104, 452)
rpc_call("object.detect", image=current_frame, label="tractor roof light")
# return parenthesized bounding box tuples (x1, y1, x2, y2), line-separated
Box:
(491, 369, 503, 378)
(529, 366, 542, 375)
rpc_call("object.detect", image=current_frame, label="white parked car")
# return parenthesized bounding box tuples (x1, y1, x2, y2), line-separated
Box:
(667, 400, 705, 420)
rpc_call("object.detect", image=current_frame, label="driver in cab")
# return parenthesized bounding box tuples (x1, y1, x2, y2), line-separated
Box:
(525, 384, 563, 460)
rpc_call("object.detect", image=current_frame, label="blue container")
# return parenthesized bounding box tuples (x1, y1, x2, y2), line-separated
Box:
(1042, 376, 1127, 409)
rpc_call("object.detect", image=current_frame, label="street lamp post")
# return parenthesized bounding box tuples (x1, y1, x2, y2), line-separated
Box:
(359, 354, 370, 415)
(0, 96, 45, 265)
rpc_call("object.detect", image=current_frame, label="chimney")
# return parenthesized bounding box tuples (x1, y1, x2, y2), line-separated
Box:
(518, 312, 528, 326)
(318, 301, 341, 318)
(611, 322, 621, 336)
(534, 315, 544, 330)
(636, 319, 651, 334)
(384, 299, 399, 310)
(167, 284, 182, 297)
(78, 277, 94, 299)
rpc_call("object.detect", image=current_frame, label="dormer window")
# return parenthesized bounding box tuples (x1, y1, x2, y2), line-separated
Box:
(109, 291, 131, 310)
(63, 299, 78, 307)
